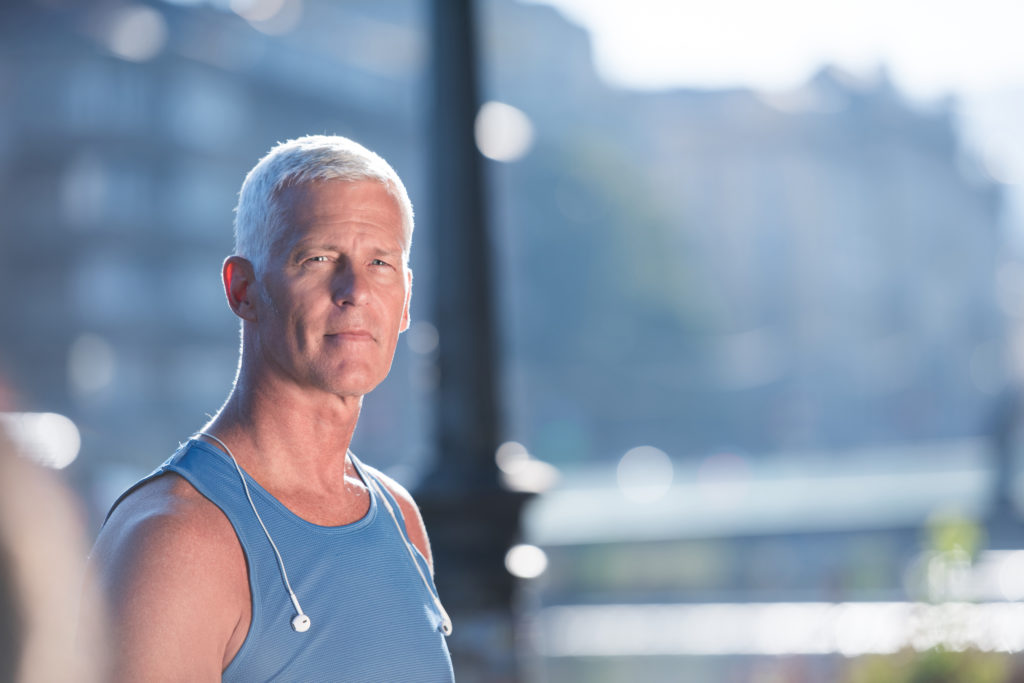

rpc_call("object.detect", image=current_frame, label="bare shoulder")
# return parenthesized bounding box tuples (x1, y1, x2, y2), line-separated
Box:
(98, 472, 230, 539)
(94, 473, 242, 584)
(360, 463, 434, 570)
(91, 473, 249, 680)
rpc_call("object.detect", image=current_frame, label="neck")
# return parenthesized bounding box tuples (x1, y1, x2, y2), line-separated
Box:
(201, 365, 363, 491)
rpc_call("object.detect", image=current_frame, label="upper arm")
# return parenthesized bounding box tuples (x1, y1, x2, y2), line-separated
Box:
(367, 468, 434, 571)
(89, 476, 248, 682)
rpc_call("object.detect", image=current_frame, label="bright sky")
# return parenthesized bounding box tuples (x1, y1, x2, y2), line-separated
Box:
(525, 0, 1024, 100)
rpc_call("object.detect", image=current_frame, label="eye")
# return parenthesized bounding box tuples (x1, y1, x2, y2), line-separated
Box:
(306, 255, 331, 263)
(370, 258, 390, 267)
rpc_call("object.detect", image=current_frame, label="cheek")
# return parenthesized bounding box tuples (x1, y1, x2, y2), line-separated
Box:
(257, 278, 292, 318)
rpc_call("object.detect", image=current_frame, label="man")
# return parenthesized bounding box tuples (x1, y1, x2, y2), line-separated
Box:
(90, 135, 455, 681)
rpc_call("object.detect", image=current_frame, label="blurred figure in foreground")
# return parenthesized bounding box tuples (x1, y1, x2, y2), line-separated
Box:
(0, 401, 108, 681)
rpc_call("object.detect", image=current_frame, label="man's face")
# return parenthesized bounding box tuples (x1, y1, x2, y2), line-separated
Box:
(253, 179, 411, 399)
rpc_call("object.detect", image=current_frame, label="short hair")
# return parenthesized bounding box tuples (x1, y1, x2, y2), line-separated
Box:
(233, 135, 414, 274)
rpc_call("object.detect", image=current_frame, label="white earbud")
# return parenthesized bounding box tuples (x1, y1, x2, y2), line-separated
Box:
(435, 597, 453, 636)
(291, 613, 311, 633)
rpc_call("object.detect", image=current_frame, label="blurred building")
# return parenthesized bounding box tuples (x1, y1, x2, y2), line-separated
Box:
(0, 0, 434, 519)
(477, 0, 1005, 467)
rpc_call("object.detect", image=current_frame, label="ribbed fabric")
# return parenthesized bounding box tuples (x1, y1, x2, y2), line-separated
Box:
(108, 440, 455, 682)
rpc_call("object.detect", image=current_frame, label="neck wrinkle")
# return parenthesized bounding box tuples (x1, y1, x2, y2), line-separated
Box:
(203, 373, 363, 496)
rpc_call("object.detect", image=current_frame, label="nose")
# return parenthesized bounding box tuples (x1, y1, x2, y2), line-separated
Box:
(332, 263, 369, 307)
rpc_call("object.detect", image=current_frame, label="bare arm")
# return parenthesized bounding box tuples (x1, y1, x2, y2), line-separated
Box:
(88, 475, 249, 682)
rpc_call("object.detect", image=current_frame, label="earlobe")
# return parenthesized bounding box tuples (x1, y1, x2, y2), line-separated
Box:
(223, 256, 259, 322)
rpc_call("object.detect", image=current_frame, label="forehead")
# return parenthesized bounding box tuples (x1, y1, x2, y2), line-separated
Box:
(275, 179, 403, 237)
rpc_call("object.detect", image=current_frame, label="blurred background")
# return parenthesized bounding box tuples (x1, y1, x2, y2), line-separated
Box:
(2, 0, 1024, 681)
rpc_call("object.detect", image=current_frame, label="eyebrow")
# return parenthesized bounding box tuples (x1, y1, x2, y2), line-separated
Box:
(370, 246, 403, 259)
(290, 242, 336, 258)
(290, 243, 404, 260)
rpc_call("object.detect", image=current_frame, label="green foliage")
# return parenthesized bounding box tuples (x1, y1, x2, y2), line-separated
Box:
(843, 648, 1011, 683)
(843, 515, 1011, 681)
(903, 511, 985, 603)
(925, 512, 985, 561)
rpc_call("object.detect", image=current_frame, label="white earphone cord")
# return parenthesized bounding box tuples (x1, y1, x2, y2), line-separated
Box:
(195, 432, 451, 636)
(196, 432, 309, 633)
(362, 466, 454, 636)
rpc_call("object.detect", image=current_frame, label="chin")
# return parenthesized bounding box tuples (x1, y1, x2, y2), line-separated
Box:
(318, 369, 387, 399)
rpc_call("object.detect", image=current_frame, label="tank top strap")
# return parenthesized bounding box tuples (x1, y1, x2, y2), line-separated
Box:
(350, 453, 402, 517)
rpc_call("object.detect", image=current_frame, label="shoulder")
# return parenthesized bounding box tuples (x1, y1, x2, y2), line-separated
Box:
(91, 473, 249, 679)
(95, 472, 240, 573)
(360, 462, 434, 571)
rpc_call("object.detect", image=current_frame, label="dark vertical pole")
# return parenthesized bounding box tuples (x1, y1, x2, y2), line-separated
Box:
(429, 0, 498, 490)
(419, 1, 529, 681)
(988, 387, 1022, 548)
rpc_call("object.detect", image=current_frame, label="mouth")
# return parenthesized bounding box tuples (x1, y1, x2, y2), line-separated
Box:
(326, 330, 375, 341)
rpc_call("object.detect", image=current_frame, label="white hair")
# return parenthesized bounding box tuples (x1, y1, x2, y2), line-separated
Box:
(233, 134, 414, 274)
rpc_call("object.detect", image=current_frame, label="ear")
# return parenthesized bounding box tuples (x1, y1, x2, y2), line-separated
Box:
(399, 267, 413, 333)
(223, 256, 259, 322)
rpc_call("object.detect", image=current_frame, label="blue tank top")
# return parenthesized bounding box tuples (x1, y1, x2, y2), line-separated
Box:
(110, 439, 455, 682)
